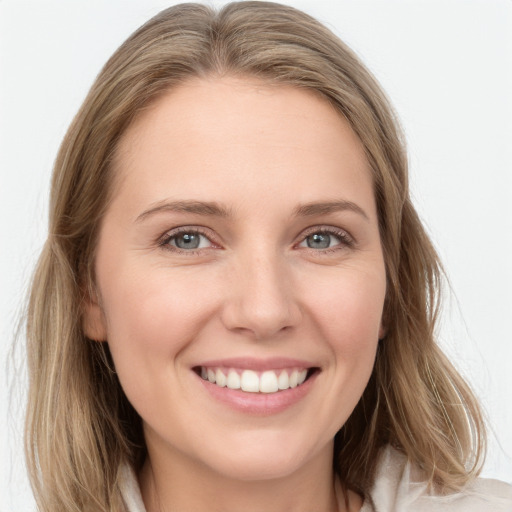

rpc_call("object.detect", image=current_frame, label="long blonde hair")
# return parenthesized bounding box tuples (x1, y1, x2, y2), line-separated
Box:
(26, 2, 485, 510)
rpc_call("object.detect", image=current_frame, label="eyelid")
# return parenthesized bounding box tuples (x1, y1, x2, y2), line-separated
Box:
(295, 225, 355, 250)
(158, 226, 221, 253)
(157, 224, 355, 254)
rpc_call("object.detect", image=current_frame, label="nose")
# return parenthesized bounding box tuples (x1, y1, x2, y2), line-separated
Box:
(220, 251, 302, 340)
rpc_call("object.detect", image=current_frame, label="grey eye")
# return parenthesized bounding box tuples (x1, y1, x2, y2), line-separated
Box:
(305, 233, 332, 249)
(175, 233, 200, 249)
(171, 232, 211, 250)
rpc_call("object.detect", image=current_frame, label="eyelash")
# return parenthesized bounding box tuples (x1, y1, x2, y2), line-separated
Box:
(158, 226, 218, 255)
(298, 226, 355, 254)
(158, 225, 355, 255)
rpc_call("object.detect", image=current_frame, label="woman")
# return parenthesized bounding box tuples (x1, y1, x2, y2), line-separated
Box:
(24, 2, 512, 511)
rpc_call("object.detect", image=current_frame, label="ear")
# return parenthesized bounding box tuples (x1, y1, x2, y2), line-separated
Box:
(82, 286, 107, 342)
(378, 321, 387, 341)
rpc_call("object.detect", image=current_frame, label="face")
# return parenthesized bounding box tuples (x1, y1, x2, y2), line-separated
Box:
(85, 77, 386, 482)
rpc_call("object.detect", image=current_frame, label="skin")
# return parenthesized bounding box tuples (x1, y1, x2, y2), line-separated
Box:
(84, 76, 386, 512)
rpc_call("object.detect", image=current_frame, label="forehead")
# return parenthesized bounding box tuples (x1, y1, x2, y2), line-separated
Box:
(110, 76, 374, 218)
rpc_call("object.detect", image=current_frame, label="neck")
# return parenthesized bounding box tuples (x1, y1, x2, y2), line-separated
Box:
(139, 441, 346, 512)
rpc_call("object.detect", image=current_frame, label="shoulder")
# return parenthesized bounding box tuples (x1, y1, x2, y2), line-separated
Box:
(361, 446, 512, 512)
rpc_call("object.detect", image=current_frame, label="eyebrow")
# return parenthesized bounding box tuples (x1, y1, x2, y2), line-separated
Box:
(135, 200, 233, 223)
(135, 198, 369, 223)
(293, 200, 369, 220)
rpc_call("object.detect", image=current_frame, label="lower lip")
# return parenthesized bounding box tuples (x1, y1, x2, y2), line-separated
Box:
(196, 371, 318, 415)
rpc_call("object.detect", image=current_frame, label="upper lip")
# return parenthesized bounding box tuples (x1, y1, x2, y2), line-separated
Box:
(194, 357, 318, 371)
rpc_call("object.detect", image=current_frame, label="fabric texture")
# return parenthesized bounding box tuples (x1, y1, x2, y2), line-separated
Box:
(119, 446, 512, 511)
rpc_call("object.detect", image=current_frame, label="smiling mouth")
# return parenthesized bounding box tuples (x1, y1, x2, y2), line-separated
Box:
(194, 366, 317, 394)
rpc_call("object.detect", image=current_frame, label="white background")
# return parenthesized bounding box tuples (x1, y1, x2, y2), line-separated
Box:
(1, 0, 511, 509)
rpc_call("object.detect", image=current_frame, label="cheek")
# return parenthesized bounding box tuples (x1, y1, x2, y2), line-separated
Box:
(98, 264, 218, 388)
(305, 266, 386, 352)
(294, 265, 385, 435)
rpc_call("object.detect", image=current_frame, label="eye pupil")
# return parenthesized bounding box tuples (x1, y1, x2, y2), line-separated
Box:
(307, 233, 330, 249)
(175, 233, 200, 249)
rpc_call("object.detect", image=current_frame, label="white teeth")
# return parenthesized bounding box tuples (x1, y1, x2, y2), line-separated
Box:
(215, 368, 227, 387)
(200, 367, 311, 393)
(226, 369, 241, 389)
(259, 371, 279, 393)
(289, 370, 298, 388)
(277, 370, 289, 390)
(240, 370, 260, 392)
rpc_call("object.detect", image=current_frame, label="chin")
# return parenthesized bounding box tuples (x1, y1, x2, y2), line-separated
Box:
(208, 452, 306, 482)
(196, 431, 329, 482)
